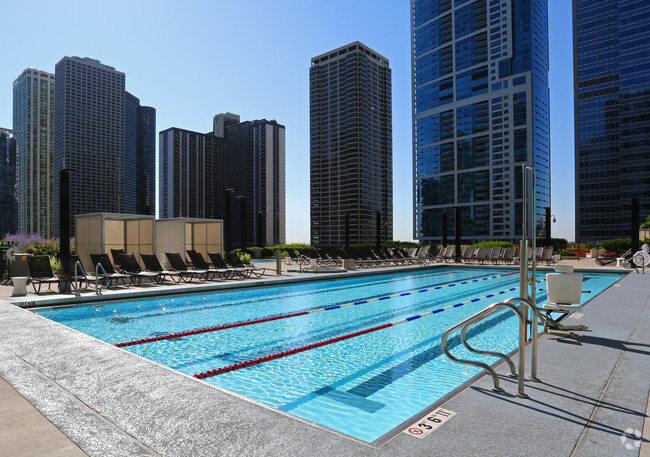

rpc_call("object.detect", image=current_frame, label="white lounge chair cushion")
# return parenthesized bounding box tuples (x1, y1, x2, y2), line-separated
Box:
(546, 272, 583, 305)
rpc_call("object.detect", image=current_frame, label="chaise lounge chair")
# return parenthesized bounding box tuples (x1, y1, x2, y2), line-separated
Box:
(27, 255, 63, 294)
(225, 253, 268, 278)
(165, 252, 211, 282)
(89, 253, 132, 287)
(186, 250, 235, 280)
(60, 255, 106, 292)
(140, 254, 185, 283)
(118, 253, 164, 285)
(208, 252, 251, 278)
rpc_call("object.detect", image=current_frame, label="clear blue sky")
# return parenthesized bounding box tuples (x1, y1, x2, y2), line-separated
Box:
(1, 0, 576, 242)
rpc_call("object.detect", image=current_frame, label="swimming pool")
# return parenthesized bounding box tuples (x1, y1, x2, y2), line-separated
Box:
(32, 267, 623, 443)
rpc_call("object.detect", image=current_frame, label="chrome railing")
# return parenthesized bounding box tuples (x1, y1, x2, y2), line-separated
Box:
(73, 261, 84, 297)
(95, 263, 109, 295)
(441, 296, 542, 397)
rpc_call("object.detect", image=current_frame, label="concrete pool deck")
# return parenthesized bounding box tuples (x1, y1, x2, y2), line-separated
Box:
(0, 260, 648, 456)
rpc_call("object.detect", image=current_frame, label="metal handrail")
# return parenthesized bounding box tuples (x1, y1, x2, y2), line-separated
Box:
(95, 263, 109, 295)
(73, 261, 84, 297)
(442, 301, 528, 396)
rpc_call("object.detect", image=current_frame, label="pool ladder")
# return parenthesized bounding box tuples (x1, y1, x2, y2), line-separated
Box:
(72, 261, 109, 297)
(441, 296, 543, 398)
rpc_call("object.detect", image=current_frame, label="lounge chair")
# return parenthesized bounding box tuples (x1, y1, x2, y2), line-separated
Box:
(539, 247, 555, 265)
(165, 253, 210, 282)
(488, 247, 503, 264)
(474, 247, 490, 264)
(140, 254, 185, 283)
(501, 247, 515, 264)
(60, 255, 105, 292)
(286, 249, 309, 266)
(89, 253, 132, 287)
(111, 249, 125, 267)
(118, 253, 164, 285)
(26, 255, 63, 294)
(538, 265, 588, 333)
(225, 253, 267, 278)
(186, 250, 234, 280)
(208, 252, 251, 278)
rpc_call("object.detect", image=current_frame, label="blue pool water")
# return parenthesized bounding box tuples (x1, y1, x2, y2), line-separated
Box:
(32, 267, 623, 442)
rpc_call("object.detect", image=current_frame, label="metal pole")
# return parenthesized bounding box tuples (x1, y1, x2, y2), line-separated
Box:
(545, 206, 551, 248)
(455, 207, 462, 263)
(529, 168, 539, 382)
(345, 213, 350, 248)
(442, 212, 448, 247)
(631, 196, 640, 254)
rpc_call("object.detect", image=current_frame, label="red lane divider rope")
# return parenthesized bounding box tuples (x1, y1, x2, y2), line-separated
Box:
(115, 271, 519, 348)
(193, 279, 543, 380)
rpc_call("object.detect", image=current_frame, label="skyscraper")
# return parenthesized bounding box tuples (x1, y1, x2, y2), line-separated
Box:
(574, 0, 650, 242)
(159, 113, 286, 248)
(54, 57, 155, 235)
(0, 129, 17, 235)
(12, 69, 56, 237)
(310, 42, 393, 246)
(412, 0, 550, 244)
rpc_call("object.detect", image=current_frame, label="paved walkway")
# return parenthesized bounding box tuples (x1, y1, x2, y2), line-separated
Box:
(0, 260, 648, 456)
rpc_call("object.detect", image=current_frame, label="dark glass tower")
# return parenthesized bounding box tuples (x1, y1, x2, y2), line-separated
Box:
(412, 0, 550, 244)
(137, 106, 156, 215)
(574, 0, 650, 242)
(0, 130, 17, 235)
(310, 42, 393, 247)
(54, 57, 155, 235)
(159, 113, 286, 248)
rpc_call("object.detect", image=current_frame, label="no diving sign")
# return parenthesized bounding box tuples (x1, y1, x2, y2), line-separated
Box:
(404, 408, 456, 439)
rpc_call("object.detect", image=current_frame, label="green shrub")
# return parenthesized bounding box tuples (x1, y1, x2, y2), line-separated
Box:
(23, 240, 75, 257)
(50, 257, 62, 274)
(472, 241, 516, 248)
(600, 238, 631, 254)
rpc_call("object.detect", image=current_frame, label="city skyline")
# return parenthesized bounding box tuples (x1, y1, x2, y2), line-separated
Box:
(1, 0, 577, 242)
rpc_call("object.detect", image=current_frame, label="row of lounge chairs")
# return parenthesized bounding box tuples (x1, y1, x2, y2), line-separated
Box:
(436, 246, 556, 265)
(285, 246, 435, 269)
(19, 251, 268, 295)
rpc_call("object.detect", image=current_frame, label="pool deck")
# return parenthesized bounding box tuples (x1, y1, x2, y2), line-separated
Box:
(0, 259, 648, 456)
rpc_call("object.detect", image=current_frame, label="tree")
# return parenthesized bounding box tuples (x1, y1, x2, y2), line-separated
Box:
(641, 215, 650, 229)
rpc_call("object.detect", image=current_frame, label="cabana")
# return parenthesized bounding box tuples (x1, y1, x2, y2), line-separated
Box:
(75, 213, 155, 270)
(155, 218, 223, 269)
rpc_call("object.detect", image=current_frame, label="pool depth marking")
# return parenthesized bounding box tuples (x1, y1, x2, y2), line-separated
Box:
(193, 279, 543, 379)
(115, 272, 518, 348)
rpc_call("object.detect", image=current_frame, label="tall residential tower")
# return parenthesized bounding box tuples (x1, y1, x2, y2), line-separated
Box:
(574, 0, 650, 242)
(13, 69, 56, 237)
(159, 113, 286, 248)
(412, 0, 550, 244)
(310, 42, 393, 246)
(54, 57, 155, 235)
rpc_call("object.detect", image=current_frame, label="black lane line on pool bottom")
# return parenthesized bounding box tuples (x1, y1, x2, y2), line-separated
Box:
(116, 272, 517, 348)
(279, 309, 514, 413)
(168, 278, 521, 371)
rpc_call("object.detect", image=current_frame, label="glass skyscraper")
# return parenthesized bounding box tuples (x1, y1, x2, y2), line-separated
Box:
(412, 0, 550, 244)
(574, 0, 650, 242)
(13, 69, 56, 237)
(0, 130, 17, 235)
(310, 42, 393, 246)
(54, 57, 155, 235)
